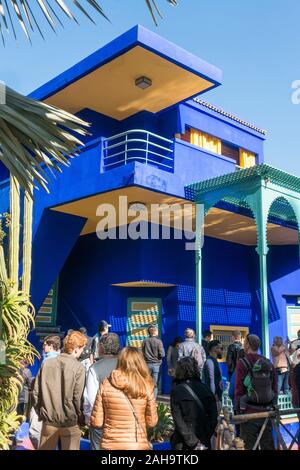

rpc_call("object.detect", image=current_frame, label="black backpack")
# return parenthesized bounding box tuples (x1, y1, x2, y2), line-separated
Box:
(228, 343, 243, 373)
(241, 356, 275, 405)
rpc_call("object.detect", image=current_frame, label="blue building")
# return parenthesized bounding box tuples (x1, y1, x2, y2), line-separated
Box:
(2, 26, 299, 392)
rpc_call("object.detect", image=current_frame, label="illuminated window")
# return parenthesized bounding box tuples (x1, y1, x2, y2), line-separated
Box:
(190, 128, 221, 155)
(239, 149, 256, 168)
(176, 128, 257, 168)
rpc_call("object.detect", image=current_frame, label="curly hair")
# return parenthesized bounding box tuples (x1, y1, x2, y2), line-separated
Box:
(175, 356, 200, 381)
(98, 333, 120, 356)
(64, 331, 87, 354)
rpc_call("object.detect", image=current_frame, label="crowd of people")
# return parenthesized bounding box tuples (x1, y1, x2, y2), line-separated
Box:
(16, 323, 300, 451)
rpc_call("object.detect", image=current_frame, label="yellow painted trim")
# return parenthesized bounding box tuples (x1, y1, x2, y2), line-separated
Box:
(45, 46, 213, 121)
(210, 325, 249, 333)
(52, 187, 298, 246)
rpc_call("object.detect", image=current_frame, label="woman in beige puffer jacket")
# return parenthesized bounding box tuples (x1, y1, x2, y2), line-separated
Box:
(90, 347, 158, 450)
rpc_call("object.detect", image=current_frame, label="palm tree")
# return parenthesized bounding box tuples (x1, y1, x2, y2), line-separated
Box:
(0, 86, 89, 450)
(0, 0, 178, 450)
(0, 0, 177, 43)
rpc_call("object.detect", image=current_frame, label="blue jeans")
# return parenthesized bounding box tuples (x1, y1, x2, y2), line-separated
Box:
(147, 363, 161, 398)
(277, 370, 289, 394)
(90, 427, 102, 451)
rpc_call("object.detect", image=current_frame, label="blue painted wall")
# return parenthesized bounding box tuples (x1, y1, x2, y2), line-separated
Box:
(55, 229, 260, 392)
(52, 226, 299, 391)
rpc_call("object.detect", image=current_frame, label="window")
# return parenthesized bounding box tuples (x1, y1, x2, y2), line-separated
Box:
(287, 306, 300, 340)
(239, 149, 256, 168)
(177, 127, 257, 168)
(221, 142, 240, 164)
(209, 325, 249, 360)
(190, 129, 221, 155)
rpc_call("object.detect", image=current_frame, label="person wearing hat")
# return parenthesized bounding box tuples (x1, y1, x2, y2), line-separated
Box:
(90, 320, 112, 364)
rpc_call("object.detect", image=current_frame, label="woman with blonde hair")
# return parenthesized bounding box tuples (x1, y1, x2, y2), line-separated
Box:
(90, 347, 158, 450)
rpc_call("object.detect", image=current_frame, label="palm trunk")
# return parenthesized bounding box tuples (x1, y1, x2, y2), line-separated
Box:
(9, 175, 20, 288)
(22, 185, 33, 296)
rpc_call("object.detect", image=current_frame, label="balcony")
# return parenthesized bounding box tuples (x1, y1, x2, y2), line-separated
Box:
(103, 130, 174, 173)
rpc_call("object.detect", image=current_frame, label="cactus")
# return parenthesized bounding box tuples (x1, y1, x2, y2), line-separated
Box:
(8, 176, 20, 288)
(22, 186, 33, 296)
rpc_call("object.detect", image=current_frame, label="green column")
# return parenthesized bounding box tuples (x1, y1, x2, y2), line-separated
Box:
(293, 204, 300, 264)
(195, 203, 203, 344)
(253, 187, 270, 358)
(257, 247, 269, 357)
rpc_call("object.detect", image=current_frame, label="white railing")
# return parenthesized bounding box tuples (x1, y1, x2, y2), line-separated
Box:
(222, 389, 295, 417)
(103, 129, 174, 172)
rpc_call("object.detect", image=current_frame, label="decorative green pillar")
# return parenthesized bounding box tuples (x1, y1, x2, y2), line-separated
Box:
(195, 202, 204, 344)
(248, 185, 270, 358)
(293, 204, 300, 264)
(257, 245, 269, 357)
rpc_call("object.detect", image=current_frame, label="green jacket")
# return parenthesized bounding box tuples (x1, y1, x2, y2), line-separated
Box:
(33, 353, 85, 427)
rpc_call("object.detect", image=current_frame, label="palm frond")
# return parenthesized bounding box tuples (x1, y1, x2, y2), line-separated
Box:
(0, 1, 178, 43)
(0, 85, 90, 194)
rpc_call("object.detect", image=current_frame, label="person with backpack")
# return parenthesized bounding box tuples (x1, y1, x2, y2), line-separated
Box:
(203, 340, 224, 413)
(226, 330, 243, 381)
(170, 356, 218, 450)
(178, 328, 206, 377)
(235, 334, 277, 450)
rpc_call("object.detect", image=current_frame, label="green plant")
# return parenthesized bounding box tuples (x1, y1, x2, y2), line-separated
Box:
(0, 1, 178, 43)
(0, 85, 89, 451)
(148, 403, 174, 443)
(0, 282, 38, 449)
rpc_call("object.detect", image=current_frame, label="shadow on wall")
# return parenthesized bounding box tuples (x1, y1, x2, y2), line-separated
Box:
(176, 284, 254, 332)
(255, 286, 280, 324)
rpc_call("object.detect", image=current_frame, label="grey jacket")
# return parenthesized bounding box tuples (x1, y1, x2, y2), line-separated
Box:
(32, 353, 85, 428)
(83, 356, 118, 420)
(178, 338, 206, 369)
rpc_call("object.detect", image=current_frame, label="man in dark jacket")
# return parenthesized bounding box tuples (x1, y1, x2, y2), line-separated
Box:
(235, 334, 277, 450)
(170, 357, 218, 450)
(226, 330, 243, 381)
(202, 330, 212, 357)
(84, 333, 120, 450)
(203, 340, 224, 413)
(32, 331, 87, 450)
(142, 325, 165, 397)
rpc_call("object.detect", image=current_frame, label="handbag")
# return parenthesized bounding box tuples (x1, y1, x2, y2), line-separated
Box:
(122, 391, 153, 450)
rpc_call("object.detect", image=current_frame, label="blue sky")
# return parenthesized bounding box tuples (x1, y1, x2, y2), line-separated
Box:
(1, 0, 300, 175)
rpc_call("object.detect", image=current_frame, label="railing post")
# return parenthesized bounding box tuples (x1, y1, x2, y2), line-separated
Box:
(145, 132, 149, 165)
(125, 133, 128, 165)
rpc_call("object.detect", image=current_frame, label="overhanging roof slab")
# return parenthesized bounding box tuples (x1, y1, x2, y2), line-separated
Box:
(29, 25, 222, 120)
